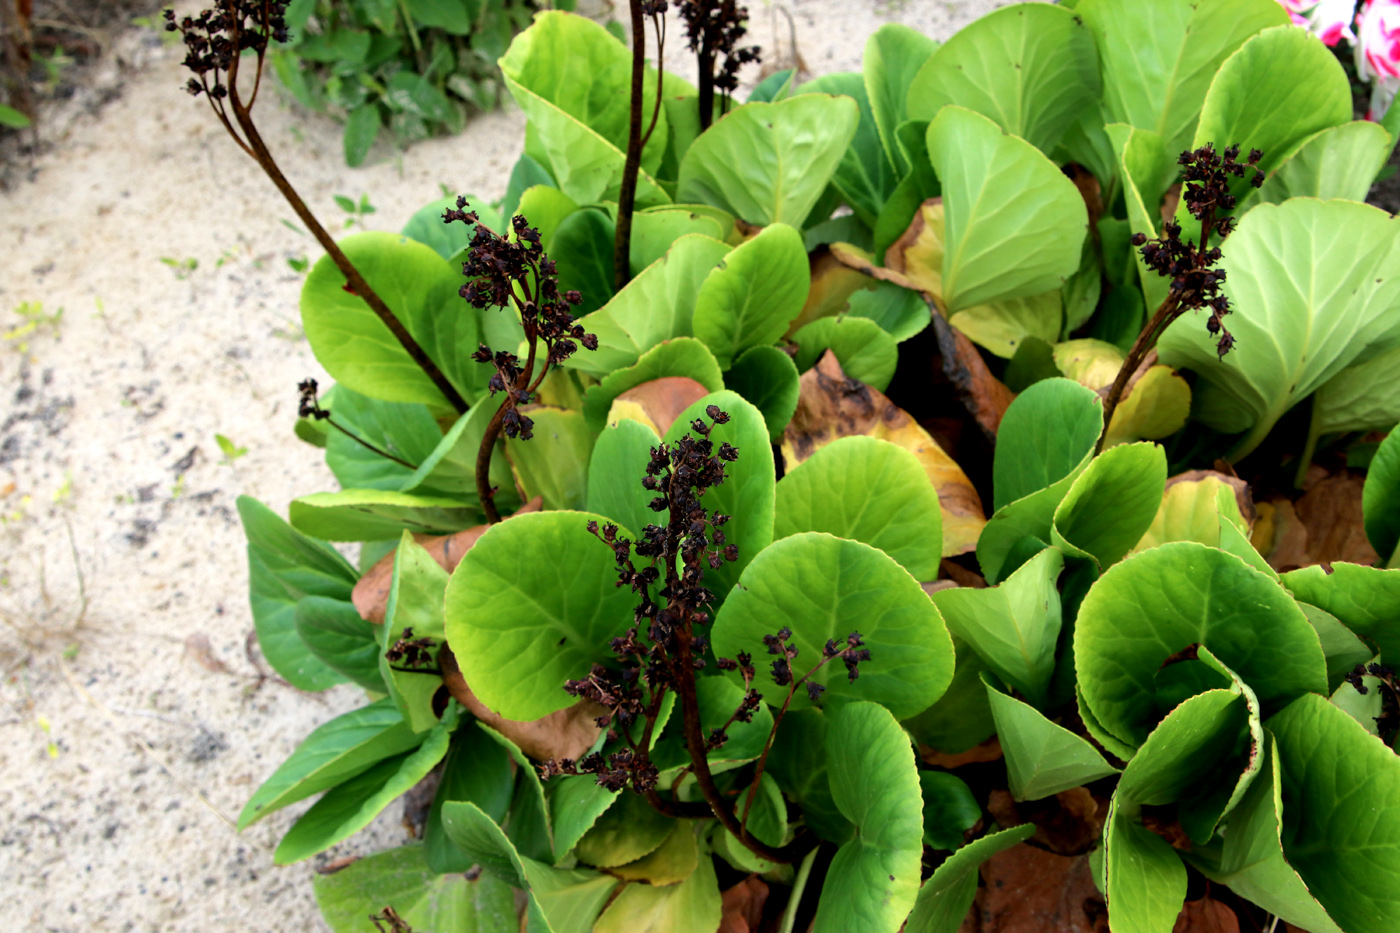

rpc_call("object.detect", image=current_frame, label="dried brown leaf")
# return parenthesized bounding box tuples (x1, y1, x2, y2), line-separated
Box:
(352, 497, 543, 623)
(785, 247, 877, 338)
(921, 735, 1003, 768)
(611, 377, 711, 438)
(1172, 896, 1240, 933)
(440, 645, 606, 762)
(781, 351, 985, 556)
(718, 876, 769, 933)
(965, 844, 1107, 933)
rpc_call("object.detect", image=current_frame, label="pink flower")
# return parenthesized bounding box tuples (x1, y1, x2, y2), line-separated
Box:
(1309, 0, 1360, 46)
(1358, 0, 1400, 81)
(1278, 0, 1359, 47)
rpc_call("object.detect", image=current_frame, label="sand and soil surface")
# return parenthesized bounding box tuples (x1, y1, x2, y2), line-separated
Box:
(0, 1, 1009, 929)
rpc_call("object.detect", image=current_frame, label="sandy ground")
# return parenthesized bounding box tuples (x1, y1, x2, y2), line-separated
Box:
(0, 1, 1011, 930)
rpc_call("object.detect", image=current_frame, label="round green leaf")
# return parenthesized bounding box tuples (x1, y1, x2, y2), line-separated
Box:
(1075, 542, 1327, 749)
(775, 436, 943, 582)
(678, 94, 860, 228)
(693, 222, 809, 369)
(793, 315, 899, 392)
(401, 194, 492, 259)
(663, 390, 775, 601)
(906, 3, 1100, 155)
(630, 208, 725, 276)
(1051, 442, 1167, 569)
(514, 185, 580, 252)
(920, 771, 980, 851)
(586, 418, 662, 539)
(549, 208, 615, 315)
(812, 702, 925, 933)
(928, 106, 1089, 313)
(321, 386, 442, 492)
(800, 71, 898, 229)
(1186, 24, 1352, 219)
(992, 377, 1103, 511)
(713, 533, 954, 720)
(1157, 199, 1400, 458)
(444, 511, 637, 721)
(723, 345, 800, 442)
(301, 232, 485, 408)
(1283, 563, 1400, 675)
(1078, 0, 1289, 184)
(847, 280, 932, 343)
(1270, 693, 1400, 933)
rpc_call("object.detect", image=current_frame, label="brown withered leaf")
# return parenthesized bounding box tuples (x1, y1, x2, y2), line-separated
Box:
(184, 633, 232, 674)
(885, 198, 946, 296)
(782, 351, 986, 556)
(964, 844, 1107, 933)
(1292, 471, 1377, 567)
(610, 377, 710, 437)
(932, 313, 1015, 441)
(1253, 499, 1310, 573)
(440, 645, 607, 762)
(352, 497, 544, 623)
(785, 246, 878, 338)
(987, 787, 1106, 857)
(718, 876, 769, 933)
(1172, 896, 1240, 933)
(828, 240, 923, 294)
(922, 735, 1004, 768)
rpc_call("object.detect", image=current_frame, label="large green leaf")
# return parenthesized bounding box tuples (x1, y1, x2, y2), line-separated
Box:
(1247, 121, 1392, 209)
(1078, 0, 1289, 184)
(1183, 734, 1344, 933)
(774, 436, 943, 582)
(1186, 25, 1352, 217)
(1283, 563, 1400, 670)
(313, 843, 517, 933)
(677, 94, 860, 228)
(1269, 693, 1400, 933)
(238, 698, 421, 829)
(380, 534, 451, 733)
(1051, 442, 1166, 570)
(275, 706, 458, 864)
(906, 2, 1099, 155)
(991, 378, 1102, 511)
(1157, 199, 1400, 459)
(585, 418, 662, 539)
(301, 232, 486, 408)
(443, 511, 636, 721)
(984, 675, 1118, 801)
(692, 222, 809, 369)
(548, 208, 615, 315)
(800, 72, 898, 228)
(500, 11, 668, 207)
(662, 391, 775, 601)
(630, 207, 726, 275)
(863, 24, 940, 175)
(295, 596, 384, 692)
(932, 548, 1063, 707)
(1075, 542, 1327, 749)
(401, 193, 491, 260)
(920, 771, 980, 851)
(504, 406, 594, 512)
(793, 315, 899, 392)
(724, 345, 800, 442)
(904, 824, 1036, 933)
(712, 533, 954, 720)
(1313, 343, 1400, 436)
(927, 106, 1088, 313)
(237, 495, 358, 691)
(580, 337, 725, 433)
(322, 386, 443, 492)
(766, 707, 852, 844)
(289, 488, 477, 541)
(812, 702, 925, 933)
(1103, 796, 1188, 933)
(565, 234, 731, 378)
(1365, 428, 1400, 565)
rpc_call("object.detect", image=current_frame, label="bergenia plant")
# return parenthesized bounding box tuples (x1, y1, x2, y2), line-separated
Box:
(176, 0, 1400, 930)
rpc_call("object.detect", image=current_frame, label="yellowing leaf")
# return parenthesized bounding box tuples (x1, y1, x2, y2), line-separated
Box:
(1131, 470, 1253, 556)
(951, 291, 1063, 359)
(1103, 364, 1191, 448)
(1053, 338, 1125, 390)
(782, 351, 985, 556)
